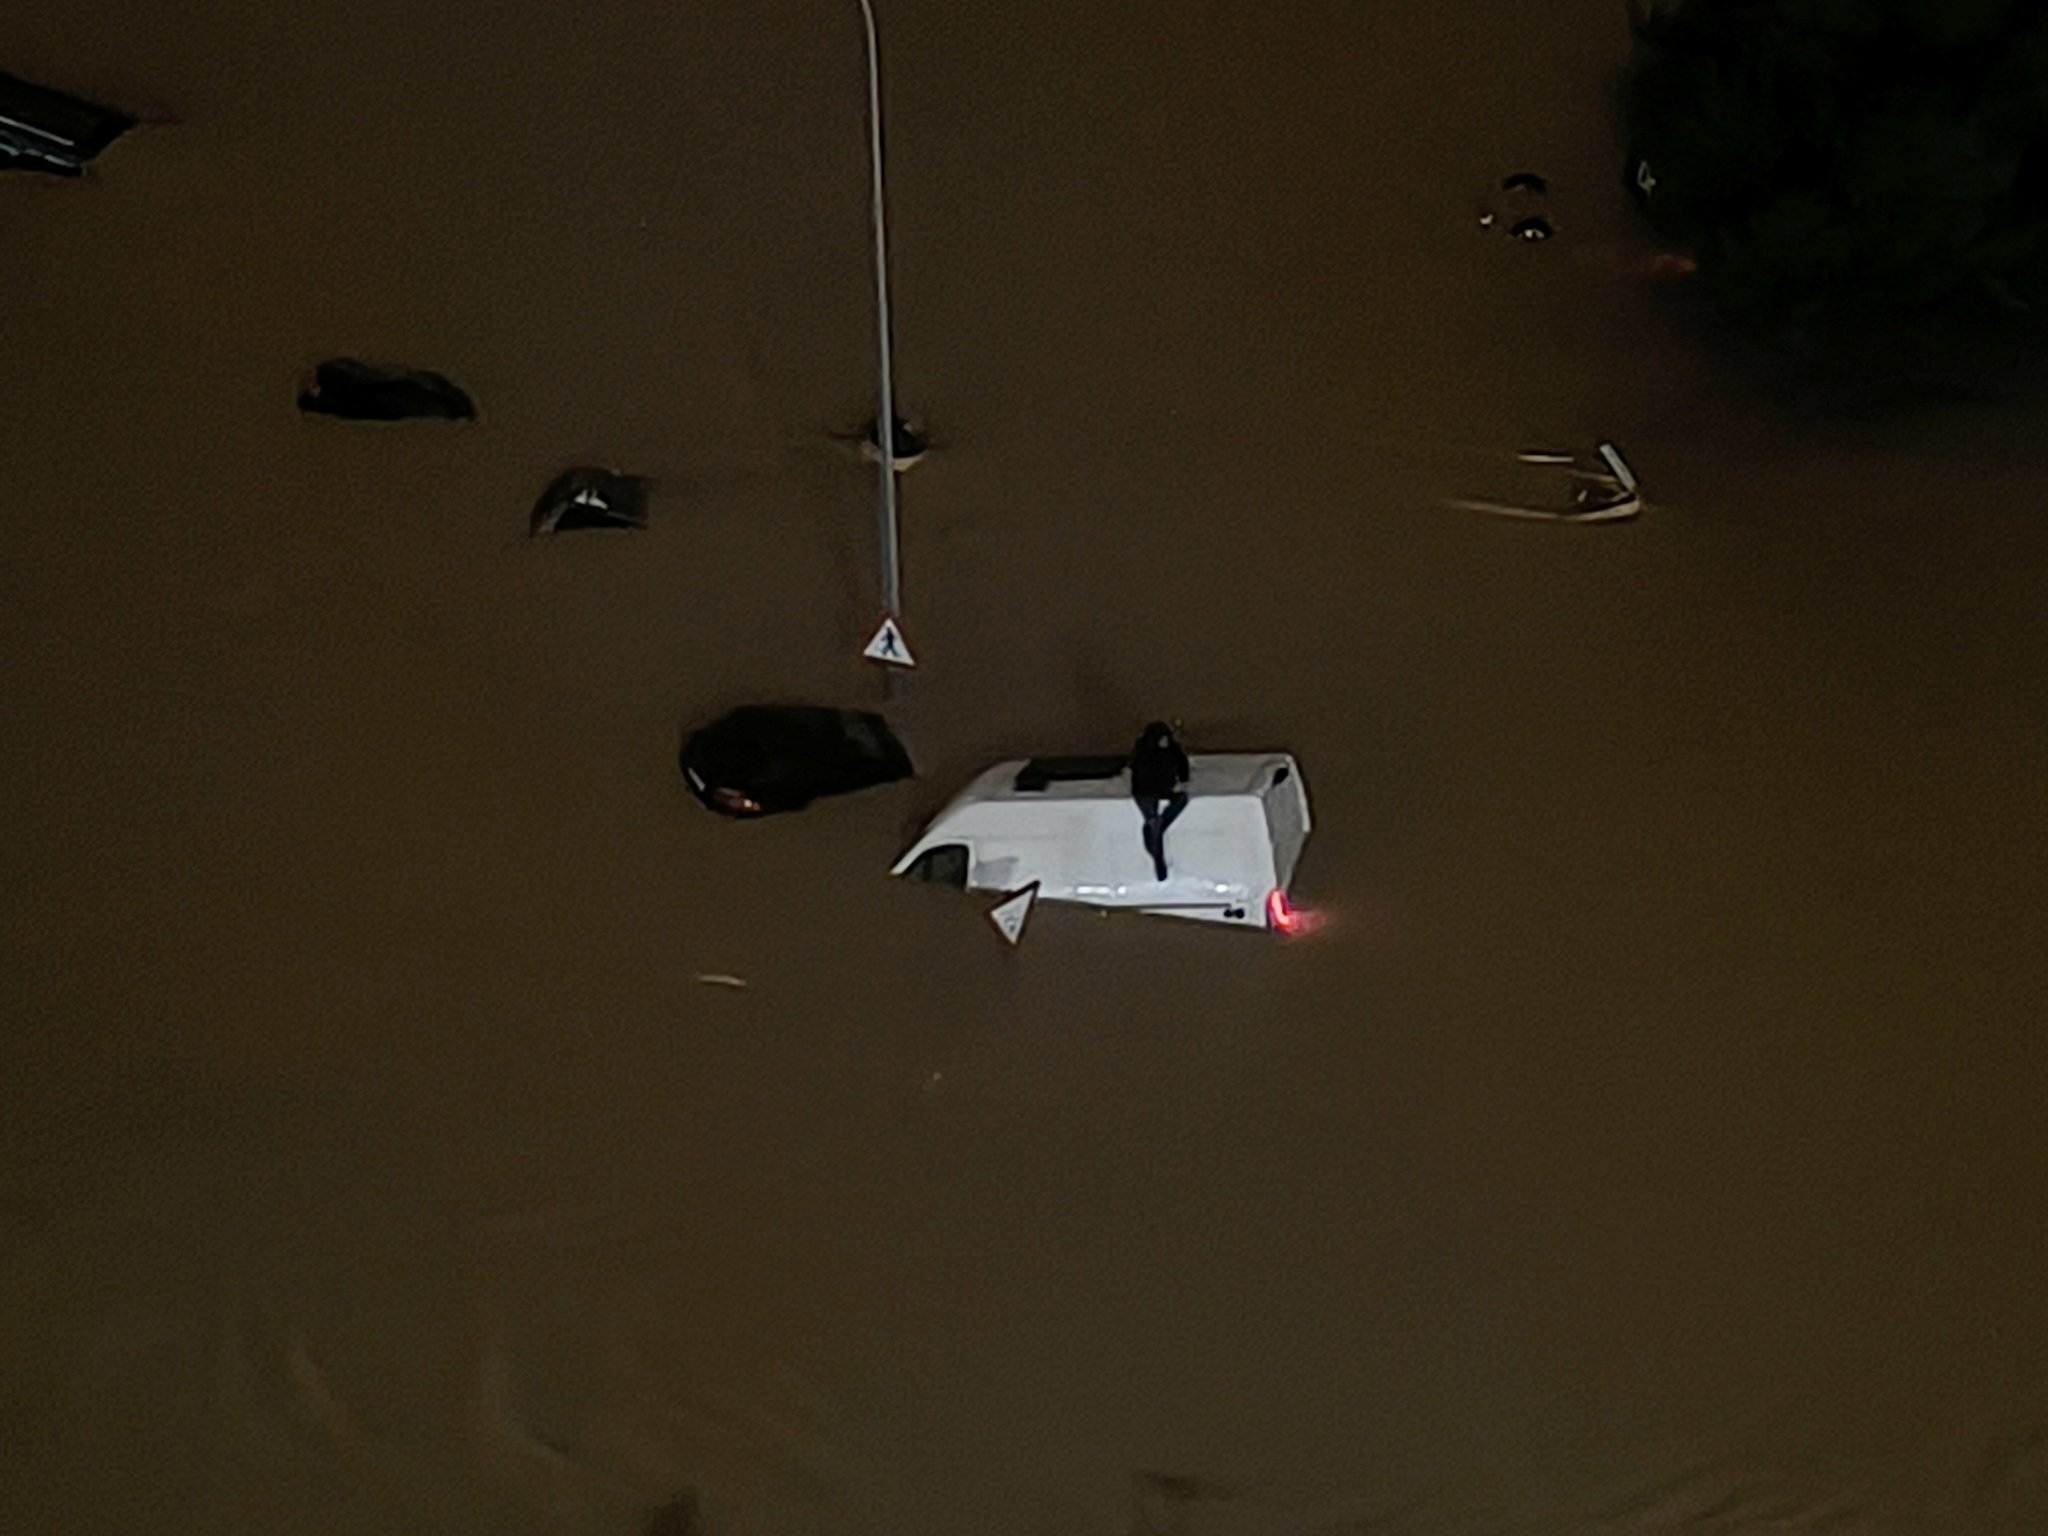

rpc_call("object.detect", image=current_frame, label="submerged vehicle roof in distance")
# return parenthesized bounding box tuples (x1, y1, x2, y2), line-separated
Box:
(0, 72, 135, 175)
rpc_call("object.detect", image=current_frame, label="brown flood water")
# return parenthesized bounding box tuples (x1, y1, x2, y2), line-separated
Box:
(5, 3, 2048, 1532)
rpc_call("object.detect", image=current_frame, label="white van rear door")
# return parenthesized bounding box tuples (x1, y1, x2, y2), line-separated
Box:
(1260, 757, 1310, 890)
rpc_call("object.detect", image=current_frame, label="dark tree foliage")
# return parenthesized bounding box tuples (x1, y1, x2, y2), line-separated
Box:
(1622, 0, 2048, 383)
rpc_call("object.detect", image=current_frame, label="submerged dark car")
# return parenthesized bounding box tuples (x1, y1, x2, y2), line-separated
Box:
(680, 705, 912, 818)
(298, 358, 476, 422)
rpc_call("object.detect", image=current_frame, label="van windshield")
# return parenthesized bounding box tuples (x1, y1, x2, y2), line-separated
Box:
(905, 845, 968, 888)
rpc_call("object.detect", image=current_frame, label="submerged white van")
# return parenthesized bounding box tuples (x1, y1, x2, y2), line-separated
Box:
(892, 753, 1314, 932)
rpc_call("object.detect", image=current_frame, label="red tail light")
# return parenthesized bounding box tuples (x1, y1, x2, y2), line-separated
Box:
(1267, 888, 1315, 936)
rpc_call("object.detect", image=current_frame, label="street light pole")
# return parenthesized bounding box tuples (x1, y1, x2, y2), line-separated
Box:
(857, 0, 901, 621)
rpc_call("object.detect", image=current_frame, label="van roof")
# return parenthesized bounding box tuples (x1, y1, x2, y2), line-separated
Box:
(892, 752, 1311, 915)
(953, 753, 1295, 805)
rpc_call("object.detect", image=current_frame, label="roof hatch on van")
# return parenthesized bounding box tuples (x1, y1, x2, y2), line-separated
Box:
(1013, 756, 1127, 792)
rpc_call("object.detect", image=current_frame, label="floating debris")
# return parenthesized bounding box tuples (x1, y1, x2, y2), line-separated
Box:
(645, 1490, 702, 1536)
(298, 358, 475, 422)
(1134, 1471, 1240, 1536)
(1479, 170, 1550, 232)
(529, 467, 651, 535)
(285, 1334, 355, 1448)
(694, 974, 748, 989)
(1596, 439, 1640, 493)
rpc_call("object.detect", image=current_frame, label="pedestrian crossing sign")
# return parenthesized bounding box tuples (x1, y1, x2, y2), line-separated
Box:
(863, 615, 915, 668)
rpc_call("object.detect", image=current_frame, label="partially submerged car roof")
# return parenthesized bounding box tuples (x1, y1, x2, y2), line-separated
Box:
(680, 703, 912, 816)
(0, 72, 135, 175)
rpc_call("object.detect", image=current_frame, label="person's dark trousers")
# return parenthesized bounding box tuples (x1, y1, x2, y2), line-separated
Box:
(1137, 790, 1189, 880)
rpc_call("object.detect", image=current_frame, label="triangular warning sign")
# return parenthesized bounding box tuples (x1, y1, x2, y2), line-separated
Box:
(863, 615, 915, 667)
(985, 883, 1039, 947)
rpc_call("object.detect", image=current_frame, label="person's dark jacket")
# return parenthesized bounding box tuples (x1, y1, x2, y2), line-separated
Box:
(1130, 724, 1190, 800)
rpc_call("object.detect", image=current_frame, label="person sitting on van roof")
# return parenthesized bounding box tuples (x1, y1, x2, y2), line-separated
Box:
(1130, 721, 1191, 882)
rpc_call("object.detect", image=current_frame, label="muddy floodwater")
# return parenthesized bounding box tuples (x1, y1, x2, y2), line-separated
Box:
(5, 3, 2048, 1533)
